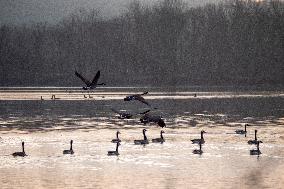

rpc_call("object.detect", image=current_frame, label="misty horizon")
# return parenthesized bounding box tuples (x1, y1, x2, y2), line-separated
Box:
(0, 0, 221, 25)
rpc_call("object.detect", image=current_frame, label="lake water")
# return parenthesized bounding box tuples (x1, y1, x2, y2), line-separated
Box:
(0, 87, 283, 189)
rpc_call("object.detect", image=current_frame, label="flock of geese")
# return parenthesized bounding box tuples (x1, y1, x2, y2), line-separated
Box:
(12, 71, 263, 157)
(11, 125, 263, 157)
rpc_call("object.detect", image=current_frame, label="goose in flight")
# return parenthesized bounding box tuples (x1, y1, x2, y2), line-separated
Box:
(124, 92, 150, 106)
(75, 70, 105, 90)
(111, 108, 150, 119)
(140, 113, 166, 128)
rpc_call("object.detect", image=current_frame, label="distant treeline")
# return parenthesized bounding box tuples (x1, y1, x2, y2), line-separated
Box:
(0, 0, 283, 87)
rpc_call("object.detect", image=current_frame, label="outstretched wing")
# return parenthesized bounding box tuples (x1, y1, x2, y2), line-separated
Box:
(91, 71, 100, 86)
(136, 95, 150, 106)
(139, 109, 151, 115)
(141, 91, 148, 95)
(75, 71, 91, 86)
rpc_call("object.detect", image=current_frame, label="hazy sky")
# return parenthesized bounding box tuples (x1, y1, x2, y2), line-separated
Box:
(0, 0, 220, 25)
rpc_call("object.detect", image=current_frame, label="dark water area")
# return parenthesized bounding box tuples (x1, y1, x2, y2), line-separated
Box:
(0, 93, 283, 131)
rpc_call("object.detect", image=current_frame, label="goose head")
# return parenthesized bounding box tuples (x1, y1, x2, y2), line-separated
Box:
(124, 96, 132, 101)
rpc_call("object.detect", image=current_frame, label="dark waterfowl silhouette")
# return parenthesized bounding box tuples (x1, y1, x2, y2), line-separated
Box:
(111, 131, 121, 143)
(111, 108, 150, 119)
(134, 129, 149, 145)
(152, 130, 165, 143)
(12, 142, 27, 157)
(191, 130, 206, 144)
(75, 70, 105, 90)
(108, 142, 120, 156)
(140, 113, 166, 128)
(124, 92, 150, 106)
(250, 141, 263, 155)
(63, 140, 74, 154)
(192, 142, 203, 155)
(235, 124, 249, 135)
(248, 130, 258, 145)
(51, 95, 60, 100)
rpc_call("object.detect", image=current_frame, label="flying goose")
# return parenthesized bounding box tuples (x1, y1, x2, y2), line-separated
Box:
(191, 130, 206, 144)
(134, 129, 149, 145)
(111, 108, 150, 119)
(250, 141, 263, 155)
(75, 70, 105, 90)
(108, 142, 121, 156)
(12, 142, 27, 157)
(111, 131, 121, 143)
(140, 113, 166, 128)
(63, 140, 74, 154)
(124, 92, 150, 106)
(152, 130, 165, 143)
(235, 124, 249, 135)
(248, 130, 258, 145)
(192, 141, 203, 155)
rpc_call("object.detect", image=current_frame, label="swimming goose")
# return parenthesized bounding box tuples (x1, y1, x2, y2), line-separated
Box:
(108, 142, 121, 156)
(248, 130, 258, 145)
(75, 70, 105, 90)
(111, 108, 150, 119)
(140, 113, 166, 128)
(124, 92, 150, 106)
(192, 142, 203, 155)
(235, 124, 249, 135)
(250, 141, 263, 155)
(191, 130, 206, 144)
(12, 142, 27, 157)
(152, 130, 165, 143)
(111, 131, 121, 143)
(134, 129, 149, 145)
(63, 140, 74, 154)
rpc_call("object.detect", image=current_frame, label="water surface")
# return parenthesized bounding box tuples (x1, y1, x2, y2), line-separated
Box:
(0, 88, 283, 189)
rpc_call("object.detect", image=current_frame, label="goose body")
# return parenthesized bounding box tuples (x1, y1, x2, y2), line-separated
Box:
(191, 131, 206, 144)
(235, 124, 248, 135)
(12, 142, 27, 157)
(124, 92, 150, 106)
(193, 142, 203, 155)
(108, 142, 120, 156)
(75, 70, 105, 90)
(111, 108, 150, 120)
(134, 129, 149, 145)
(63, 140, 74, 154)
(250, 141, 262, 155)
(152, 130, 165, 143)
(140, 114, 166, 128)
(111, 131, 121, 143)
(248, 130, 258, 145)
